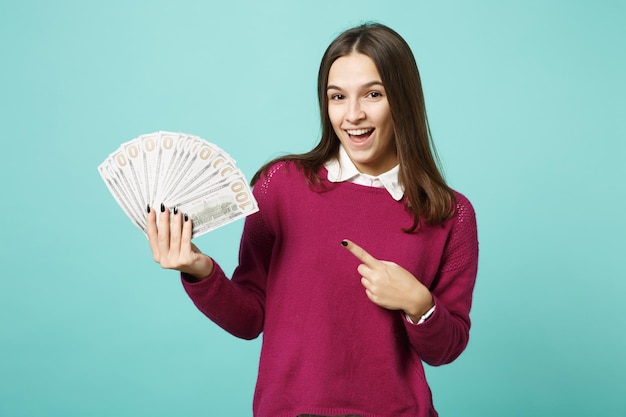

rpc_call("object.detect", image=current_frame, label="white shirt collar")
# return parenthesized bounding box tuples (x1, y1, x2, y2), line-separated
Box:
(324, 145, 404, 201)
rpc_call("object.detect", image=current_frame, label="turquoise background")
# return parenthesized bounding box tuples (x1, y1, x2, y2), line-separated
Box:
(1, 1, 625, 416)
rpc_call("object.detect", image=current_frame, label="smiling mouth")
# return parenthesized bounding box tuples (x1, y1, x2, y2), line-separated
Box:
(346, 128, 374, 140)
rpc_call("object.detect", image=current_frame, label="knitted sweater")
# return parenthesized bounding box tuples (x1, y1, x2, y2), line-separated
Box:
(182, 161, 479, 417)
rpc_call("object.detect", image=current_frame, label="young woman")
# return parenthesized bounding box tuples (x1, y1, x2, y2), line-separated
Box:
(147, 22, 478, 417)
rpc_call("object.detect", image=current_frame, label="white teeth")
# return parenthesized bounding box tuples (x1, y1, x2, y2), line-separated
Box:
(347, 128, 373, 136)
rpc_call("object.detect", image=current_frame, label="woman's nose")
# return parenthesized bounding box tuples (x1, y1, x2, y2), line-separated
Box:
(346, 100, 365, 123)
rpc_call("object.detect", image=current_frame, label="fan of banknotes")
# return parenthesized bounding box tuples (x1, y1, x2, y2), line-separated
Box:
(98, 131, 259, 238)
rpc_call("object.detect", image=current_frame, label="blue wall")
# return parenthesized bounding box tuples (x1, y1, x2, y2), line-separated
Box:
(1, 1, 624, 416)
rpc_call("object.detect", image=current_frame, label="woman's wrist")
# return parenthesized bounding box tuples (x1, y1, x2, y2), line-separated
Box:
(183, 255, 215, 282)
(405, 290, 434, 323)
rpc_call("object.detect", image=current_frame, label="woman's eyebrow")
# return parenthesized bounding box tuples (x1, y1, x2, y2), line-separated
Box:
(326, 81, 384, 91)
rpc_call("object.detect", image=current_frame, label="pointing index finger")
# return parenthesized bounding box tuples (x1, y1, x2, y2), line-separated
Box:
(341, 239, 379, 267)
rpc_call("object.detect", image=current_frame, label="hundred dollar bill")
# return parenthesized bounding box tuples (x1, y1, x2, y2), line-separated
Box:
(166, 173, 258, 237)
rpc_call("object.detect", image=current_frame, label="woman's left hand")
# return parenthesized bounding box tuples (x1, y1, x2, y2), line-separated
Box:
(341, 239, 434, 321)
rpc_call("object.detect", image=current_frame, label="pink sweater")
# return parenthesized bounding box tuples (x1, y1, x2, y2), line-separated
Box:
(182, 161, 479, 417)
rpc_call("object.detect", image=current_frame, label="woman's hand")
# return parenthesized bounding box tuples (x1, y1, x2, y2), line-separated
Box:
(146, 204, 214, 281)
(341, 239, 433, 322)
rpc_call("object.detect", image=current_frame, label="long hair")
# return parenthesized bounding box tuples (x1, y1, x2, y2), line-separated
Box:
(252, 22, 456, 232)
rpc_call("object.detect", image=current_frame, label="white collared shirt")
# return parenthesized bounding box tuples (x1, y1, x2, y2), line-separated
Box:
(324, 145, 404, 201)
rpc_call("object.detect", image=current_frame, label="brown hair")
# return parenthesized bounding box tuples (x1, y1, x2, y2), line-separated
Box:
(252, 22, 456, 232)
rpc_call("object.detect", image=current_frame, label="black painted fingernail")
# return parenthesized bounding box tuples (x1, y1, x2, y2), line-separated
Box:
(147, 204, 150, 213)
(184, 214, 189, 222)
(160, 203, 165, 213)
(173, 206, 178, 215)
(341, 240, 348, 247)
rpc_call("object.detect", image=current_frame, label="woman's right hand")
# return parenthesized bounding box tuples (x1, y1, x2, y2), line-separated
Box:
(146, 204, 214, 281)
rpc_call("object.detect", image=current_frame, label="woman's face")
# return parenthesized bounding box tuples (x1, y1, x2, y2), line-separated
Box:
(326, 52, 396, 176)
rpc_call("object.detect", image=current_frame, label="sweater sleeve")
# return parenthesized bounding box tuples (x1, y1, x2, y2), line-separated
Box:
(404, 194, 479, 366)
(181, 173, 276, 340)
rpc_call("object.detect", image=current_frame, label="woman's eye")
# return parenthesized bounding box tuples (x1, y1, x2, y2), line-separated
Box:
(367, 91, 382, 98)
(330, 94, 344, 100)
